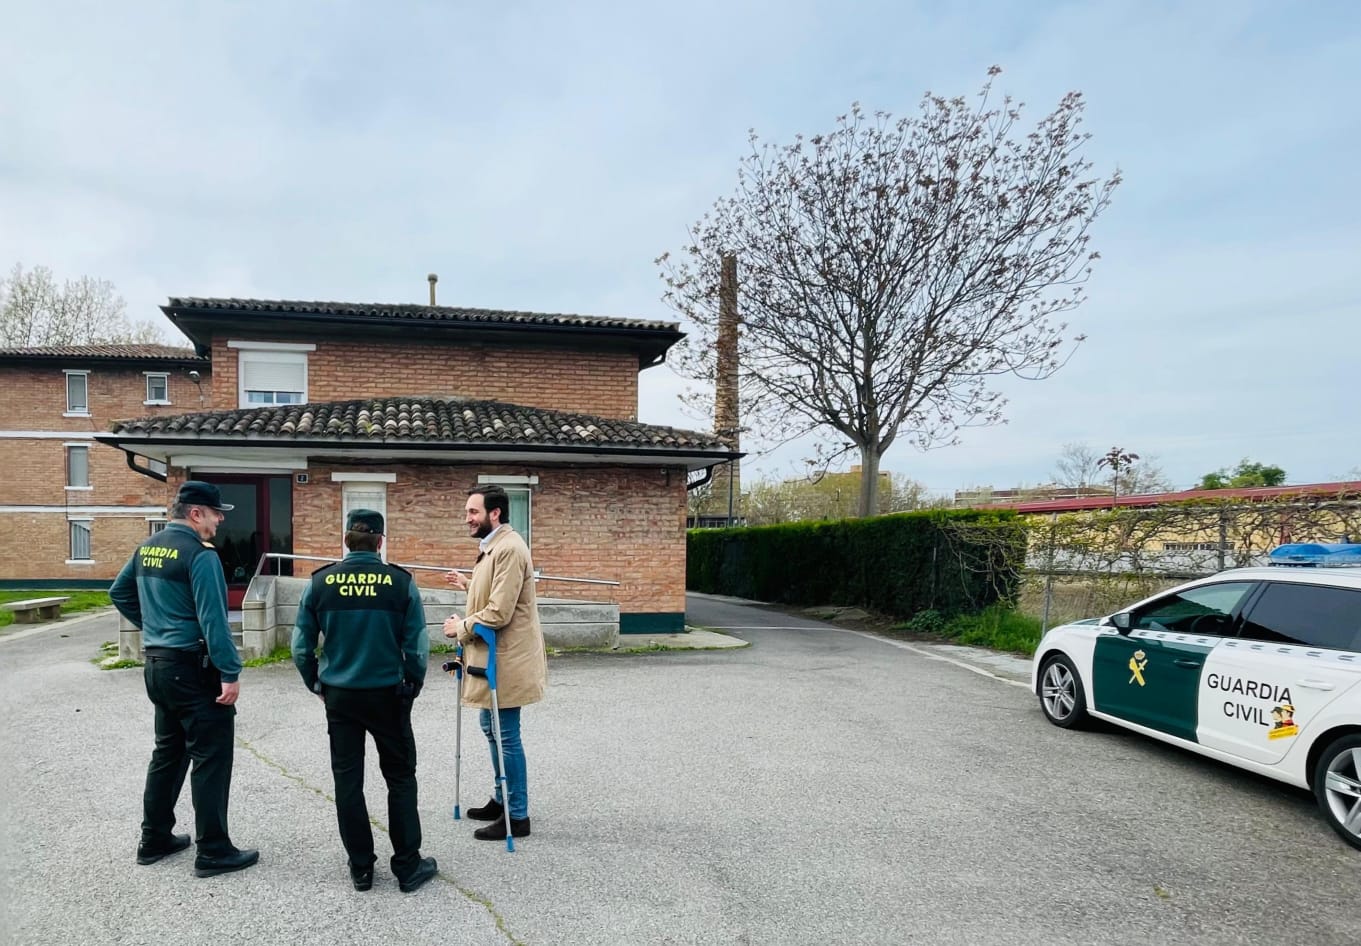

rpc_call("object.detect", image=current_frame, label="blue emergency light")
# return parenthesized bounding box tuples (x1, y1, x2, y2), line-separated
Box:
(1268, 543, 1361, 567)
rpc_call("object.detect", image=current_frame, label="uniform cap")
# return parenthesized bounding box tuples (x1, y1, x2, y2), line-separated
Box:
(346, 508, 384, 534)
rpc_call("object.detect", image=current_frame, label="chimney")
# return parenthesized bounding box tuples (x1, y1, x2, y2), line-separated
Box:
(714, 252, 741, 524)
(427, 273, 438, 305)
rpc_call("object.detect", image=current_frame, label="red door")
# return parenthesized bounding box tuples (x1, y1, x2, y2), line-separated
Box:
(198, 475, 294, 609)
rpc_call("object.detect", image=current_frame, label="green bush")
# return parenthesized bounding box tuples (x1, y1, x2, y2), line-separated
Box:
(687, 510, 1025, 620)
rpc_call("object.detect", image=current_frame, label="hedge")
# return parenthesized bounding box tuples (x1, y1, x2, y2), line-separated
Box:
(687, 510, 1026, 619)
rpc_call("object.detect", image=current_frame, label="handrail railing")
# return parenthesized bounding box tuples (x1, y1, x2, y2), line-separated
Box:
(250, 552, 619, 587)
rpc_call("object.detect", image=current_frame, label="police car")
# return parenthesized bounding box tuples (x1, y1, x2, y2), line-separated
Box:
(1032, 543, 1361, 850)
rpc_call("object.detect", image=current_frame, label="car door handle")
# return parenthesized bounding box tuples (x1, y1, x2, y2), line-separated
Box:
(1297, 679, 1336, 691)
(1174, 658, 1203, 669)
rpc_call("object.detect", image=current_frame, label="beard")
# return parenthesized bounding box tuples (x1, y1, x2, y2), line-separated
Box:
(473, 520, 494, 539)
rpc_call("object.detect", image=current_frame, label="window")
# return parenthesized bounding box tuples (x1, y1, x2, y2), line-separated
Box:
(147, 518, 168, 537)
(1239, 582, 1361, 651)
(69, 520, 92, 561)
(145, 373, 169, 404)
(65, 445, 90, 489)
(65, 371, 89, 414)
(232, 343, 312, 408)
(342, 483, 388, 562)
(1132, 581, 1254, 635)
(505, 487, 531, 547)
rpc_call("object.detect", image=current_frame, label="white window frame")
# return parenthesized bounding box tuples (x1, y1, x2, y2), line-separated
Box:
(144, 372, 170, 405)
(67, 518, 94, 564)
(64, 443, 92, 490)
(146, 517, 168, 536)
(64, 370, 90, 416)
(340, 480, 390, 563)
(229, 341, 314, 409)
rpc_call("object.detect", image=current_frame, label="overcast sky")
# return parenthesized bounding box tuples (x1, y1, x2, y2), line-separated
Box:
(3, 0, 1357, 497)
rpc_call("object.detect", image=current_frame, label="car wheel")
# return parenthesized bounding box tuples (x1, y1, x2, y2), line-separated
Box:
(1038, 653, 1088, 729)
(1313, 734, 1361, 851)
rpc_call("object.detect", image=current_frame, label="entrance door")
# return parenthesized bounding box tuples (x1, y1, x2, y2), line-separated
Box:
(199, 475, 294, 608)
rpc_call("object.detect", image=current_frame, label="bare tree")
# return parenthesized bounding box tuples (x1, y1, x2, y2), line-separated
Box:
(1051, 442, 1104, 489)
(0, 263, 168, 346)
(658, 68, 1120, 517)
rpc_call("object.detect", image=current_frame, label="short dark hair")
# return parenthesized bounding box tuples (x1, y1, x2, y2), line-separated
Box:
(344, 527, 382, 553)
(469, 484, 511, 525)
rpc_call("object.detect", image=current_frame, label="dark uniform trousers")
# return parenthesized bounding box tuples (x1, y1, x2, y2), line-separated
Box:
(324, 686, 422, 877)
(142, 647, 235, 854)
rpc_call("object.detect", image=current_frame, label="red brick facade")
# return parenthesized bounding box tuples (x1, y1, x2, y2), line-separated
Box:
(2, 323, 699, 628)
(282, 462, 687, 616)
(208, 337, 640, 419)
(0, 362, 210, 580)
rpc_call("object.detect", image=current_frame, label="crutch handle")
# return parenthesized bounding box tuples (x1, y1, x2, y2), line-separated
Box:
(465, 623, 498, 690)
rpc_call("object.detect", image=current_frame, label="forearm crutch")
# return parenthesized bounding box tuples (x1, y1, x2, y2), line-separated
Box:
(450, 644, 464, 820)
(467, 623, 514, 852)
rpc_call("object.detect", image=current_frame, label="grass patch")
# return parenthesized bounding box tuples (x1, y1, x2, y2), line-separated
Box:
(894, 604, 1044, 657)
(0, 589, 112, 629)
(243, 645, 293, 667)
(94, 639, 142, 670)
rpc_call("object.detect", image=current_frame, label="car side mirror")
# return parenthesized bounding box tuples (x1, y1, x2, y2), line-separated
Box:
(1110, 612, 1132, 635)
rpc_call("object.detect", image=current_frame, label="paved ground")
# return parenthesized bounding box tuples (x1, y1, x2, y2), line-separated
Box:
(1, 596, 1358, 945)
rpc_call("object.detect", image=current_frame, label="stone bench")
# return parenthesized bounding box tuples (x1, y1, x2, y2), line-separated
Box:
(2, 596, 70, 623)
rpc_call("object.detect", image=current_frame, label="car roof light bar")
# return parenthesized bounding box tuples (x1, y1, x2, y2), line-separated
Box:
(1267, 543, 1361, 567)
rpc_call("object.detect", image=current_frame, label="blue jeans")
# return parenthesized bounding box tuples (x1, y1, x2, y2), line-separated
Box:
(478, 707, 528, 820)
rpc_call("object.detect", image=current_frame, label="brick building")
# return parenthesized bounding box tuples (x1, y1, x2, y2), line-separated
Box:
(5, 298, 739, 633)
(0, 344, 210, 583)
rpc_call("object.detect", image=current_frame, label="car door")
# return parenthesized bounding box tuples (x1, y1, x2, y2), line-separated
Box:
(1092, 581, 1256, 742)
(1198, 580, 1361, 765)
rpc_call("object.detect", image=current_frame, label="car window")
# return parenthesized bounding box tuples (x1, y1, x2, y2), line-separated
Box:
(1131, 581, 1255, 635)
(1238, 582, 1361, 651)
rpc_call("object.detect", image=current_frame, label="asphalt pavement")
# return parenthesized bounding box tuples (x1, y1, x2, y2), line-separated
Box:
(0, 595, 1357, 946)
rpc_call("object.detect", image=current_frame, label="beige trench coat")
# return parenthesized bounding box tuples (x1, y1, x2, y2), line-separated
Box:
(453, 525, 546, 709)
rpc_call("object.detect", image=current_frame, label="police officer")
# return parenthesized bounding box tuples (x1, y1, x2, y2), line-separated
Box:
(110, 480, 259, 878)
(291, 509, 437, 894)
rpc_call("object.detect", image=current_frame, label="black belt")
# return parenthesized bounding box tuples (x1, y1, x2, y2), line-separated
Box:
(145, 646, 205, 662)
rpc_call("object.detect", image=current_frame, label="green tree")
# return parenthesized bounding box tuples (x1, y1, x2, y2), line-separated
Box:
(1198, 459, 1287, 490)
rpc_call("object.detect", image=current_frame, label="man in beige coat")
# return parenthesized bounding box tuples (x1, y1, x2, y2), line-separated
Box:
(443, 485, 546, 841)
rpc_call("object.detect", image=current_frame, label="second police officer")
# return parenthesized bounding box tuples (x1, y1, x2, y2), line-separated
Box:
(291, 508, 438, 893)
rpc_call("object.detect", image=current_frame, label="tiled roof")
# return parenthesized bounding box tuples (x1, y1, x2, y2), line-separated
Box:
(0, 344, 204, 361)
(164, 298, 680, 333)
(109, 396, 732, 452)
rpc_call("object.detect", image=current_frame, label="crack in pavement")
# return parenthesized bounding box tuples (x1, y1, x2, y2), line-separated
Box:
(237, 736, 527, 946)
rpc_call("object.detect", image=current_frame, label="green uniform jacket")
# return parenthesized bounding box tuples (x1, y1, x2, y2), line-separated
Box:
(291, 551, 428, 692)
(109, 522, 242, 682)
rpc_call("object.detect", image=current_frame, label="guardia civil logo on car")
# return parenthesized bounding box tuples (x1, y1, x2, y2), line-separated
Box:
(1032, 544, 1361, 850)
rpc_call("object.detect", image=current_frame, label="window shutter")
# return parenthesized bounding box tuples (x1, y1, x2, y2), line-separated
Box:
(242, 357, 305, 393)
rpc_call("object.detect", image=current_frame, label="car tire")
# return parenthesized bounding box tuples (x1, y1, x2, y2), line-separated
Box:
(1312, 733, 1361, 851)
(1038, 653, 1089, 730)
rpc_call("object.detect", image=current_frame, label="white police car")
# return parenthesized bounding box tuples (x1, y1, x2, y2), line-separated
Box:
(1032, 543, 1361, 850)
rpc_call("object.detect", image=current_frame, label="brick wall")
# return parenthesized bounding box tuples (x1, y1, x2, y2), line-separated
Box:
(0, 362, 210, 582)
(287, 462, 688, 616)
(210, 337, 639, 419)
(0, 511, 166, 581)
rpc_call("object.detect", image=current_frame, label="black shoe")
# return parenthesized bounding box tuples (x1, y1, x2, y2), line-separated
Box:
(350, 865, 374, 891)
(194, 847, 260, 878)
(474, 816, 531, 841)
(397, 856, 438, 893)
(137, 833, 191, 865)
(466, 797, 503, 821)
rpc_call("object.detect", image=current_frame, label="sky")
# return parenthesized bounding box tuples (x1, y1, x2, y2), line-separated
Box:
(2, 0, 1358, 499)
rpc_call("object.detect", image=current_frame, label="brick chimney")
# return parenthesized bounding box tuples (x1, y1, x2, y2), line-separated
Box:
(713, 253, 740, 523)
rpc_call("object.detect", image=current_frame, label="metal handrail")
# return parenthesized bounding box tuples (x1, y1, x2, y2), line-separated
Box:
(250, 552, 619, 586)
